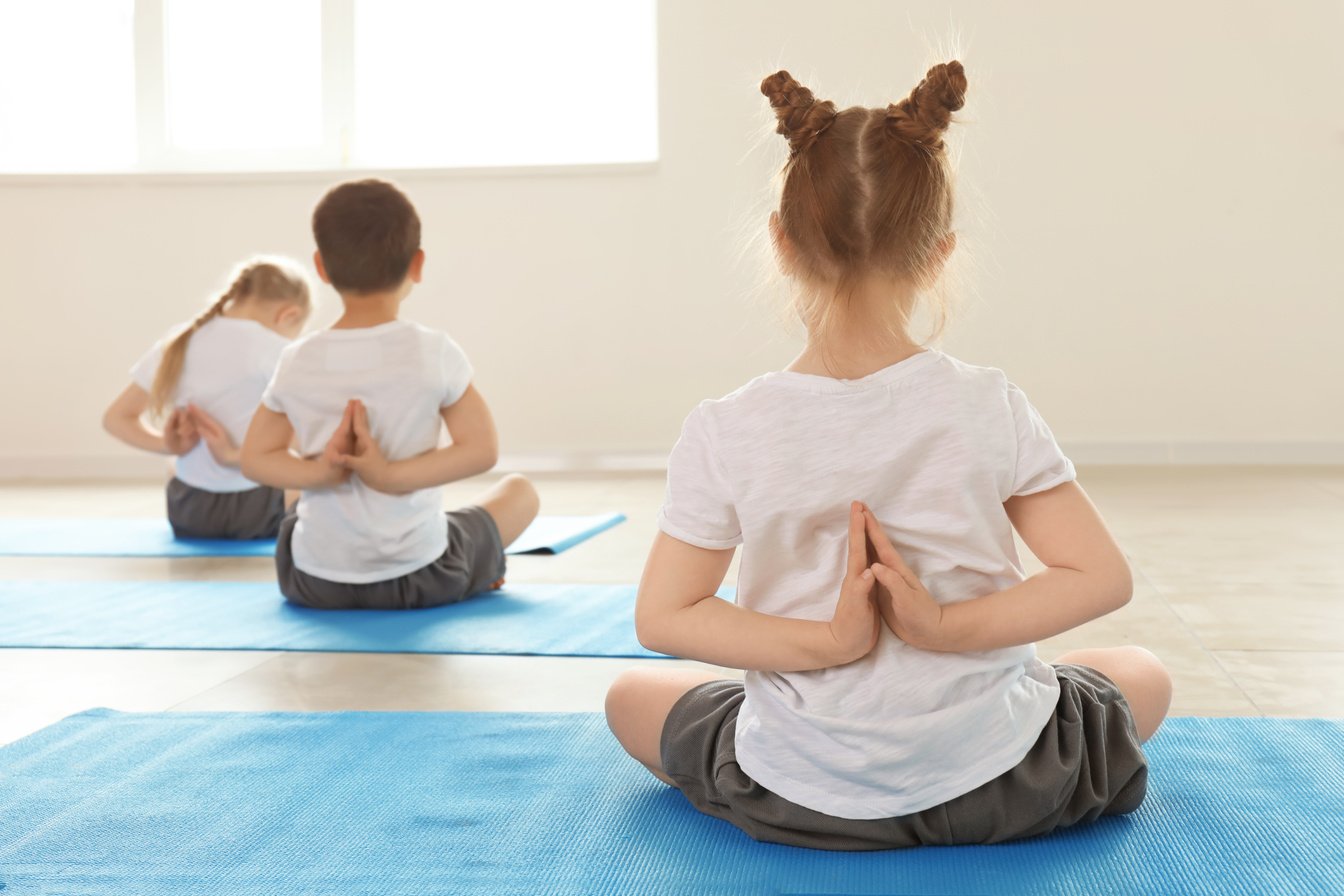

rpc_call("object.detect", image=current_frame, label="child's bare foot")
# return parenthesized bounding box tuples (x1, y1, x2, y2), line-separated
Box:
(487, 577, 506, 590)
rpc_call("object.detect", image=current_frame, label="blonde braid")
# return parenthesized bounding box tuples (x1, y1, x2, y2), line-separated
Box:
(147, 266, 254, 418)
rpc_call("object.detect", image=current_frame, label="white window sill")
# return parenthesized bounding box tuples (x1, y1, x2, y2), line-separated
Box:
(0, 160, 658, 187)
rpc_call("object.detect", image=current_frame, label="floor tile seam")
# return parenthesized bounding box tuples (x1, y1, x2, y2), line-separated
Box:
(161, 651, 286, 712)
(1133, 562, 1269, 716)
(1203, 649, 1271, 718)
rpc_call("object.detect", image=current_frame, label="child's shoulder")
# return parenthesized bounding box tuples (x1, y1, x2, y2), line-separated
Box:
(688, 352, 1021, 427)
(369, 319, 463, 351)
(933, 351, 1013, 388)
(187, 316, 289, 362)
(689, 372, 779, 418)
(393, 318, 451, 339)
(284, 319, 458, 351)
(398, 320, 469, 360)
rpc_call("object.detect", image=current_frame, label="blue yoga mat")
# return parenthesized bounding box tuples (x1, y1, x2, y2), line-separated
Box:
(0, 580, 659, 657)
(0, 512, 625, 557)
(0, 712, 1339, 895)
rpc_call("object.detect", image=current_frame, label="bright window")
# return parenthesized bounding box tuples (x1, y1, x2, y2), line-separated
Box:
(0, 0, 658, 174)
(352, 0, 658, 168)
(162, 0, 323, 156)
(0, 0, 137, 172)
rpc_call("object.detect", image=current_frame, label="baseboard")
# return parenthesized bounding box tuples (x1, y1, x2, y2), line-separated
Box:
(496, 452, 669, 473)
(3, 455, 178, 482)
(2, 443, 1340, 482)
(1062, 441, 1344, 465)
(0, 452, 671, 483)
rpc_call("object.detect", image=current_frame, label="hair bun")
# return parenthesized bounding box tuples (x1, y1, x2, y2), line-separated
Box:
(885, 60, 967, 149)
(761, 70, 839, 155)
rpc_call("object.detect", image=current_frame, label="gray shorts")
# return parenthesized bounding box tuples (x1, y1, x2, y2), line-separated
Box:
(275, 506, 507, 610)
(165, 477, 285, 540)
(660, 664, 1148, 850)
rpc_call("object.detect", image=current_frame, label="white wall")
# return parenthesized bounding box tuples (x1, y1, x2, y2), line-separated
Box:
(2, 0, 1341, 477)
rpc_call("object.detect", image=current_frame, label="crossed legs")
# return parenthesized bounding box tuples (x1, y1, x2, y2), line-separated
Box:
(605, 667, 724, 785)
(1052, 646, 1173, 742)
(468, 473, 540, 589)
(605, 645, 1172, 791)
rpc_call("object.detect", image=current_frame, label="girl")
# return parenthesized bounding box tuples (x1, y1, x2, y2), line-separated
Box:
(605, 63, 1173, 850)
(103, 257, 312, 540)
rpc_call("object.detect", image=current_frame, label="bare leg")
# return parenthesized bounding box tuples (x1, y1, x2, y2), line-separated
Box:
(467, 474, 540, 587)
(605, 667, 724, 785)
(1053, 646, 1173, 742)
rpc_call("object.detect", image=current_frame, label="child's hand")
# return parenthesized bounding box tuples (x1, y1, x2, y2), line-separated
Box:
(337, 400, 400, 494)
(826, 501, 881, 664)
(862, 506, 947, 651)
(187, 404, 240, 467)
(314, 401, 355, 488)
(162, 407, 200, 456)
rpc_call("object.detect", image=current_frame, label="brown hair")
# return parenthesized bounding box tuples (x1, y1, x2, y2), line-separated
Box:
(761, 62, 967, 338)
(311, 179, 421, 294)
(149, 258, 312, 417)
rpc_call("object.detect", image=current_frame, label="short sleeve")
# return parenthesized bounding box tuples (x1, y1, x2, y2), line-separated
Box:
(259, 347, 291, 414)
(129, 341, 165, 393)
(657, 404, 742, 550)
(439, 335, 474, 407)
(254, 332, 288, 381)
(1006, 383, 1076, 496)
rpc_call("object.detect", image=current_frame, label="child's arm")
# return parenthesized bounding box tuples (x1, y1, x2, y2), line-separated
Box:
(336, 387, 498, 494)
(102, 384, 199, 456)
(866, 483, 1132, 652)
(239, 404, 351, 490)
(635, 502, 880, 672)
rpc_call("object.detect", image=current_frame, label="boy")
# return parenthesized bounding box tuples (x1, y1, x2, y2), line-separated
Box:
(241, 179, 538, 609)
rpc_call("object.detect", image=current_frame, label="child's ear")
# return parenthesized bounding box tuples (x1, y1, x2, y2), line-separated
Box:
(313, 251, 331, 285)
(937, 231, 957, 263)
(275, 304, 304, 328)
(921, 232, 957, 284)
(408, 249, 426, 284)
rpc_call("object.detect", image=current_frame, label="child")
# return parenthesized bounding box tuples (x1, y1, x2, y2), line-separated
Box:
(605, 63, 1173, 850)
(103, 258, 312, 539)
(240, 179, 539, 610)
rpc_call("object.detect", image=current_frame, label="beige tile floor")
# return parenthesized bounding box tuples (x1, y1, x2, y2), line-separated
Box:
(1, 467, 1341, 746)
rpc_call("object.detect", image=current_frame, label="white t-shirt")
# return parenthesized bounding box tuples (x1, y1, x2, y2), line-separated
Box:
(131, 317, 290, 493)
(261, 320, 474, 584)
(658, 350, 1075, 820)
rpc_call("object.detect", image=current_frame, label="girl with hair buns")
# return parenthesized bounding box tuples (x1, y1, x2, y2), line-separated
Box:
(606, 62, 1172, 849)
(103, 257, 312, 540)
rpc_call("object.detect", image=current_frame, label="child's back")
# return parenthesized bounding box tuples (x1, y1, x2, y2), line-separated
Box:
(105, 258, 311, 540)
(607, 63, 1170, 851)
(241, 179, 539, 611)
(262, 320, 472, 581)
(662, 350, 1070, 817)
(134, 315, 289, 491)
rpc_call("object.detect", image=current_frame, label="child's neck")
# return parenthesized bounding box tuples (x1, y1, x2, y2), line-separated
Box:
(790, 335, 926, 381)
(332, 289, 404, 329)
(787, 280, 926, 380)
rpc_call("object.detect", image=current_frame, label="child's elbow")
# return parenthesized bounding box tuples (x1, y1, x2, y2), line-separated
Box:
(635, 628, 666, 656)
(468, 438, 499, 476)
(100, 406, 123, 437)
(238, 447, 262, 482)
(1104, 560, 1134, 611)
(633, 608, 668, 655)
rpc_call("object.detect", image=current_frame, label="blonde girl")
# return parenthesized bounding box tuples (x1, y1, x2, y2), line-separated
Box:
(605, 63, 1173, 850)
(104, 258, 312, 540)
